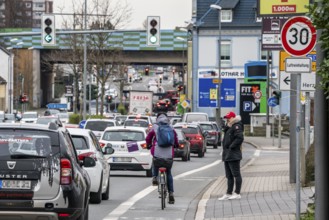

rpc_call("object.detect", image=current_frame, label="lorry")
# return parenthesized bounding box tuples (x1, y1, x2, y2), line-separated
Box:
(129, 91, 153, 115)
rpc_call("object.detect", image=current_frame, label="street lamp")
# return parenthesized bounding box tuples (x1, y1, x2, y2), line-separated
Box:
(176, 36, 187, 94)
(210, 4, 222, 128)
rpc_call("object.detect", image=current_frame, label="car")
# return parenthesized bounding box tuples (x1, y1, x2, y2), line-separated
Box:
(83, 119, 117, 139)
(99, 126, 153, 177)
(20, 111, 38, 123)
(4, 113, 16, 123)
(181, 112, 209, 123)
(163, 72, 169, 80)
(114, 115, 128, 125)
(68, 128, 114, 204)
(126, 115, 153, 130)
(194, 121, 220, 148)
(0, 122, 93, 219)
(154, 99, 171, 113)
(174, 129, 191, 161)
(174, 122, 206, 158)
(123, 119, 150, 133)
(210, 121, 222, 147)
(44, 109, 60, 116)
(57, 112, 70, 124)
(36, 116, 63, 127)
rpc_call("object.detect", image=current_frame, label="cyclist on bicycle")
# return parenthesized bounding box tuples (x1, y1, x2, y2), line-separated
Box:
(146, 112, 179, 204)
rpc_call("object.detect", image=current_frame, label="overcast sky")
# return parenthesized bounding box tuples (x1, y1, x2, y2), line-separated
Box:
(53, 0, 192, 29)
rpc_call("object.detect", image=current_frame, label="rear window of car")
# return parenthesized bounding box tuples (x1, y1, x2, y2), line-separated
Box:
(36, 118, 57, 125)
(102, 130, 145, 142)
(85, 121, 115, 131)
(175, 129, 185, 140)
(0, 129, 59, 158)
(186, 114, 208, 123)
(71, 136, 89, 150)
(22, 113, 38, 118)
(200, 124, 213, 130)
(175, 126, 198, 134)
(124, 120, 148, 127)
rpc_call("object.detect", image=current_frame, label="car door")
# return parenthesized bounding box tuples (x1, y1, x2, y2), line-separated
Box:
(89, 131, 110, 179)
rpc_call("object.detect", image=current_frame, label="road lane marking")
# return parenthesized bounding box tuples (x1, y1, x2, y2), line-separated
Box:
(103, 159, 222, 220)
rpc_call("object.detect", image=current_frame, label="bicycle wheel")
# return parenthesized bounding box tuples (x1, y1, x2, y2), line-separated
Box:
(160, 183, 165, 210)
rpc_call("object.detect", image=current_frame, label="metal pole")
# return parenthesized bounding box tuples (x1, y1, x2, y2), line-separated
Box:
(89, 75, 91, 115)
(296, 73, 301, 220)
(266, 51, 271, 138)
(192, 27, 198, 112)
(304, 92, 310, 153)
(216, 9, 222, 127)
(278, 104, 282, 148)
(83, 0, 87, 120)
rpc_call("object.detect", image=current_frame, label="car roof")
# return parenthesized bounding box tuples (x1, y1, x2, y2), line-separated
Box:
(0, 122, 62, 132)
(124, 119, 148, 122)
(103, 126, 146, 132)
(85, 119, 116, 122)
(174, 122, 199, 128)
(23, 111, 38, 114)
(67, 128, 91, 136)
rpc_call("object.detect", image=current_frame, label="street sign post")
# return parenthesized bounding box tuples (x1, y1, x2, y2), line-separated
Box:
(281, 16, 316, 57)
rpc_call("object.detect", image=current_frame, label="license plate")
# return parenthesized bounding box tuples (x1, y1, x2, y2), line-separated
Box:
(0, 180, 31, 189)
(113, 157, 132, 162)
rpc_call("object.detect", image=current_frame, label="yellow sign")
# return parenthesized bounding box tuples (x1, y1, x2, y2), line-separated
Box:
(181, 100, 190, 109)
(210, 88, 217, 100)
(180, 94, 186, 102)
(212, 79, 220, 84)
(258, 0, 309, 16)
(280, 50, 316, 72)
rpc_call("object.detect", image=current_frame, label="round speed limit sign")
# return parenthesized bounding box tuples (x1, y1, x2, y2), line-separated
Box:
(281, 16, 316, 57)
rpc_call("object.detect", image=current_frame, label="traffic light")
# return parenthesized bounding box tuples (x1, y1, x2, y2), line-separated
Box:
(19, 94, 28, 103)
(177, 85, 184, 92)
(106, 95, 113, 103)
(145, 67, 149, 76)
(147, 16, 160, 46)
(272, 90, 281, 105)
(86, 84, 98, 100)
(41, 14, 56, 46)
(159, 76, 163, 84)
(128, 74, 133, 83)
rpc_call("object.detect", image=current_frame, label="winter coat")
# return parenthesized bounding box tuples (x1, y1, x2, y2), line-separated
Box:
(222, 115, 244, 162)
(145, 114, 179, 159)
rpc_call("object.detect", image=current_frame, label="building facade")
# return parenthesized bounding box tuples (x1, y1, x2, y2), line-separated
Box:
(191, 0, 285, 121)
(0, 0, 53, 28)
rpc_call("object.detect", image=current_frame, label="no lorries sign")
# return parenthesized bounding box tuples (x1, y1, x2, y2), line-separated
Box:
(281, 16, 316, 57)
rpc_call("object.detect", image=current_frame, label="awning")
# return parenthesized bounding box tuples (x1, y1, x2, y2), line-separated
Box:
(219, 0, 240, 9)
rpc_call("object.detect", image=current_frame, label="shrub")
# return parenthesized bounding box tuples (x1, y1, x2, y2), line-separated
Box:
(117, 104, 127, 115)
(69, 114, 82, 124)
(305, 142, 315, 185)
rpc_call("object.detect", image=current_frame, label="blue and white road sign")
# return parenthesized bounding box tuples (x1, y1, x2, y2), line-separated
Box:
(79, 120, 86, 128)
(267, 97, 278, 107)
(46, 103, 67, 109)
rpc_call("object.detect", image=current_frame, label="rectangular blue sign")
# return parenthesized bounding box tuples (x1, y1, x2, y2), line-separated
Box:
(47, 103, 67, 109)
(198, 78, 236, 108)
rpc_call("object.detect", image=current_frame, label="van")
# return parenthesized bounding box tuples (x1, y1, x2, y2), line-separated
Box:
(181, 112, 209, 123)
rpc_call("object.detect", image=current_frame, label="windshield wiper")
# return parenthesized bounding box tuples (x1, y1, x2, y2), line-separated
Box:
(10, 154, 47, 159)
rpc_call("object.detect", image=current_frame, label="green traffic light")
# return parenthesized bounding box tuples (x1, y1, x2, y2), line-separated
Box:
(150, 36, 157, 44)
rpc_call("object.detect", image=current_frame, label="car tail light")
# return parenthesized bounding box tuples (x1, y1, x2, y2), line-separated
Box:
(179, 144, 185, 149)
(209, 131, 217, 135)
(194, 135, 203, 141)
(58, 213, 70, 217)
(99, 142, 106, 148)
(60, 158, 72, 185)
(78, 152, 97, 161)
(141, 143, 148, 149)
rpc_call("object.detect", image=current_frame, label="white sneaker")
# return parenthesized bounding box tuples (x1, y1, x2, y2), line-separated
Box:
(228, 193, 241, 200)
(218, 194, 232, 201)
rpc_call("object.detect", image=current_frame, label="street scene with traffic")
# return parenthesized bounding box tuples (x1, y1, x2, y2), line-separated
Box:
(0, 0, 327, 219)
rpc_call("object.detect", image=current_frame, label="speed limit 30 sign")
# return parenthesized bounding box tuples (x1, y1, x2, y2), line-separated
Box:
(281, 16, 316, 57)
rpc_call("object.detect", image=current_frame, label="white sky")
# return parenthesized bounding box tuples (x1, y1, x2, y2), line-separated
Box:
(53, 0, 192, 30)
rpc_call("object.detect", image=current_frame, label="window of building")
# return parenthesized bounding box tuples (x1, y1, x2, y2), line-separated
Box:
(221, 10, 232, 22)
(221, 41, 231, 67)
(26, 3, 31, 8)
(35, 3, 44, 8)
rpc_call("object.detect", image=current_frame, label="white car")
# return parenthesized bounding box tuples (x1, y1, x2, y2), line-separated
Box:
(68, 128, 114, 204)
(57, 112, 69, 124)
(83, 119, 117, 139)
(20, 111, 38, 123)
(99, 126, 153, 177)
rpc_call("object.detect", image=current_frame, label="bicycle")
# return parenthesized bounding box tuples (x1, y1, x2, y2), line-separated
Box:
(158, 167, 168, 210)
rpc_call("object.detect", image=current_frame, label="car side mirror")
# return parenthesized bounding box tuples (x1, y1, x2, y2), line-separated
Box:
(103, 146, 115, 155)
(83, 157, 96, 167)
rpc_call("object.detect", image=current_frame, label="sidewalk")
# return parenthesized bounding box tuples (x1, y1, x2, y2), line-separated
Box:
(197, 136, 314, 220)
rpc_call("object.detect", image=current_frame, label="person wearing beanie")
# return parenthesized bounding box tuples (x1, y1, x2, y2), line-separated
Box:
(218, 111, 244, 200)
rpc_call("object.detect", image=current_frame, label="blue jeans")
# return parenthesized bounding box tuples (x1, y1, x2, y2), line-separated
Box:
(153, 158, 174, 193)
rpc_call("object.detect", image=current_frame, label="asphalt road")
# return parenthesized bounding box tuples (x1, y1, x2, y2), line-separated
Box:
(89, 143, 256, 220)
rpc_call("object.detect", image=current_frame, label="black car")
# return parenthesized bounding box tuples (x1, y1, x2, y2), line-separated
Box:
(174, 129, 190, 161)
(0, 122, 99, 220)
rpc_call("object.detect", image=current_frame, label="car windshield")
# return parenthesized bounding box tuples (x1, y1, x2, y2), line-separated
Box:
(0, 131, 58, 159)
(186, 115, 207, 122)
(102, 130, 144, 142)
(71, 136, 89, 150)
(85, 121, 115, 131)
(124, 120, 148, 127)
(200, 124, 213, 130)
